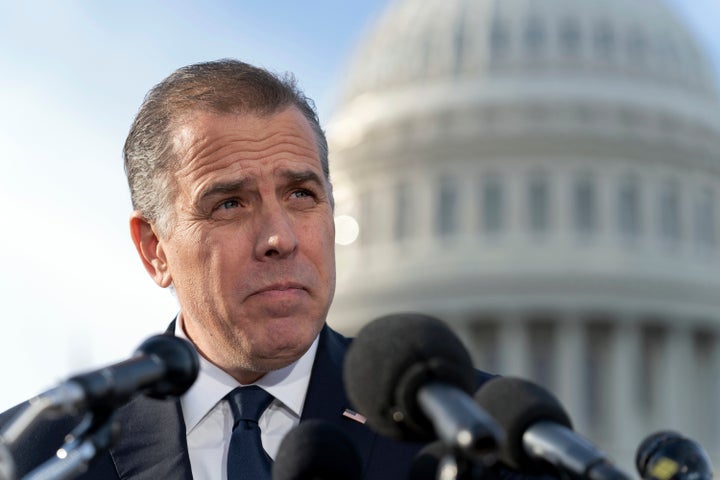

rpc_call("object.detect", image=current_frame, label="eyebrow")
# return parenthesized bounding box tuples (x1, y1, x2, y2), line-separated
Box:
(197, 169, 326, 204)
(198, 178, 252, 204)
(278, 169, 326, 188)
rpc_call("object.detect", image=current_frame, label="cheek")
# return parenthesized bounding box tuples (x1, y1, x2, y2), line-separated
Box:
(163, 232, 220, 287)
(307, 221, 335, 264)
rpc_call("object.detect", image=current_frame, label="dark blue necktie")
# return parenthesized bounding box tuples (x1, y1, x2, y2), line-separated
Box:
(226, 386, 275, 480)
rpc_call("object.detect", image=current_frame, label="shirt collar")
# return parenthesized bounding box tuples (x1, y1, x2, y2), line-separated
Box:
(175, 314, 319, 433)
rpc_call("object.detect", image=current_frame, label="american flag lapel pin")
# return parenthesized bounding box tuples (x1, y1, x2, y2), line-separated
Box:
(342, 408, 367, 424)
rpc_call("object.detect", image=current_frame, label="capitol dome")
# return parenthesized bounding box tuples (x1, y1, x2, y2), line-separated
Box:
(341, 0, 717, 102)
(327, 0, 720, 470)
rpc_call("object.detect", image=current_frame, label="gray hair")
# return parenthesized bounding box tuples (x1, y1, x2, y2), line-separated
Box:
(123, 59, 330, 235)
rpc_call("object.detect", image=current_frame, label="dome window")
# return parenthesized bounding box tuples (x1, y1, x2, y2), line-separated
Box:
(658, 180, 682, 244)
(627, 28, 648, 64)
(481, 174, 505, 234)
(559, 17, 582, 58)
(436, 176, 459, 237)
(658, 35, 680, 66)
(527, 173, 551, 235)
(593, 21, 615, 60)
(490, 18, 511, 60)
(524, 16, 545, 57)
(618, 174, 642, 238)
(574, 174, 597, 236)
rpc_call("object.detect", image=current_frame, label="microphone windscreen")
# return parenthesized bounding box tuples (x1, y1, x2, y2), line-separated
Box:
(134, 334, 199, 398)
(636, 431, 713, 480)
(272, 420, 362, 480)
(343, 312, 477, 441)
(473, 377, 572, 472)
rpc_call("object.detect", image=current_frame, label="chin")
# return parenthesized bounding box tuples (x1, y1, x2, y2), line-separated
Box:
(269, 313, 323, 338)
(271, 331, 315, 356)
(261, 325, 319, 358)
(248, 344, 307, 373)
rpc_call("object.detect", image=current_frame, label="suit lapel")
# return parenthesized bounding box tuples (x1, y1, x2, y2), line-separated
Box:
(108, 393, 193, 479)
(301, 325, 378, 470)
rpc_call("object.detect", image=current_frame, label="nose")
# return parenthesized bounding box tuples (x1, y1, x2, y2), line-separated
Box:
(253, 203, 299, 260)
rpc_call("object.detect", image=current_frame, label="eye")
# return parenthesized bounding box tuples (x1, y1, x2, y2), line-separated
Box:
(290, 189, 313, 199)
(218, 199, 240, 210)
(287, 189, 320, 209)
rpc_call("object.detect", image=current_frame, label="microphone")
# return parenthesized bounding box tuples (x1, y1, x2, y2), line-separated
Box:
(343, 313, 504, 458)
(0, 442, 14, 480)
(408, 441, 491, 480)
(474, 376, 632, 480)
(272, 419, 362, 480)
(1, 334, 199, 446)
(45, 334, 199, 409)
(636, 431, 713, 480)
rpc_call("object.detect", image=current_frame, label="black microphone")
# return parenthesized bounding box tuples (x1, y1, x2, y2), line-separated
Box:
(343, 313, 504, 458)
(51, 334, 199, 410)
(474, 376, 632, 480)
(636, 431, 713, 480)
(408, 441, 492, 480)
(1, 335, 199, 446)
(272, 419, 362, 480)
(0, 442, 14, 480)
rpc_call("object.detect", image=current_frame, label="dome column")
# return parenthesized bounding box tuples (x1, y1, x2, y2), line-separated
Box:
(607, 318, 642, 466)
(498, 312, 530, 378)
(655, 322, 693, 432)
(445, 312, 481, 366)
(554, 313, 588, 434)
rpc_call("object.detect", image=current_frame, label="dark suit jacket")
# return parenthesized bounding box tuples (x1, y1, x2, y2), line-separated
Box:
(2, 324, 485, 480)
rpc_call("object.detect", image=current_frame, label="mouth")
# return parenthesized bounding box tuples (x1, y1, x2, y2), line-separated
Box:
(253, 282, 307, 296)
(245, 281, 312, 317)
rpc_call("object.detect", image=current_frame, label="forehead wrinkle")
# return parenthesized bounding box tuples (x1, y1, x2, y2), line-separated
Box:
(172, 111, 323, 204)
(216, 130, 318, 160)
(174, 107, 319, 164)
(178, 129, 318, 176)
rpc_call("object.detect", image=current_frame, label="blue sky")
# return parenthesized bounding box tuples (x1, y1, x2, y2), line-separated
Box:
(0, 0, 717, 411)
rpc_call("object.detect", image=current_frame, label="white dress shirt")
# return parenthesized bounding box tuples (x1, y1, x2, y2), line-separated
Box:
(175, 317, 319, 480)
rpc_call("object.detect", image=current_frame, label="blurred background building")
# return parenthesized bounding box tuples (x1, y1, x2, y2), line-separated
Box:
(326, 0, 720, 469)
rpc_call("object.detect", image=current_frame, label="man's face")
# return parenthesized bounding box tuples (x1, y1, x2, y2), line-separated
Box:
(134, 106, 335, 383)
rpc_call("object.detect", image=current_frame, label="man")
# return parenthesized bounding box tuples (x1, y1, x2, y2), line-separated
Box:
(0, 59, 497, 479)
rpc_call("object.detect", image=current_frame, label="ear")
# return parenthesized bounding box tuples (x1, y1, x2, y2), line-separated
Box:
(129, 212, 173, 288)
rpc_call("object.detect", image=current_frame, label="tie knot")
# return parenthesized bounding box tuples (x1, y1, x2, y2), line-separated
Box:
(226, 386, 274, 424)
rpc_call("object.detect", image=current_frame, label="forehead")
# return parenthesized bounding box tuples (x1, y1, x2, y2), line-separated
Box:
(172, 106, 321, 177)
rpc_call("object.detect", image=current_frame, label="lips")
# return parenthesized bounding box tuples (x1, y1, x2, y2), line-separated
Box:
(252, 282, 307, 296)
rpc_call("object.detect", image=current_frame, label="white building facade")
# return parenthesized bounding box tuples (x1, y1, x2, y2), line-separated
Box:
(326, 0, 720, 469)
